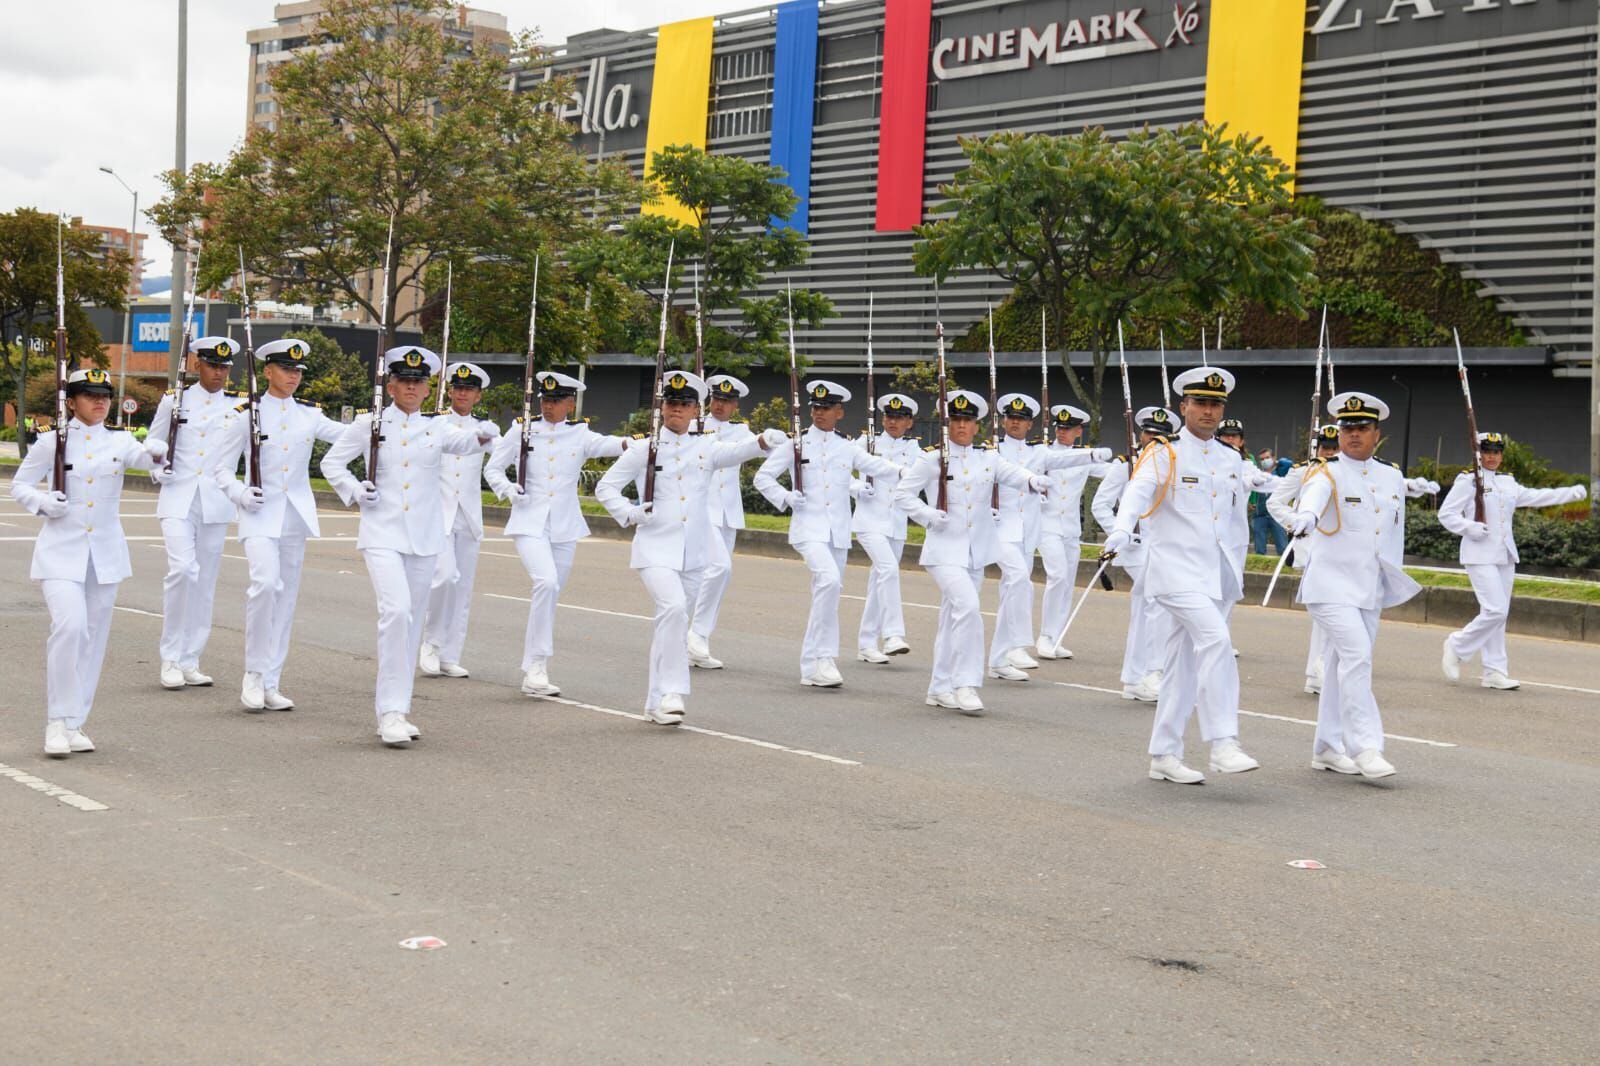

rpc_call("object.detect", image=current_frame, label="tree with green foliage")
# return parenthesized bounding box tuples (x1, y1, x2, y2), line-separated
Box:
(286, 327, 371, 413)
(913, 123, 1318, 432)
(151, 0, 632, 359)
(0, 208, 134, 456)
(573, 145, 833, 373)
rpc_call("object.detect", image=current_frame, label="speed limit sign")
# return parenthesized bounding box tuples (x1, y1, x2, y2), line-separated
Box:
(121, 397, 139, 415)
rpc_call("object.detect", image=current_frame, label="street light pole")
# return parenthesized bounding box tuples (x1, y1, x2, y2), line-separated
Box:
(166, 0, 188, 389)
(100, 167, 138, 427)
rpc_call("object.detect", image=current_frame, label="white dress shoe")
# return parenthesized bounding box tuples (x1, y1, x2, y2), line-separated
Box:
(182, 668, 213, 687)
(1007, 648, 1040, 670)
(689, 651, 724, 670)
(1311, 750, 1360, 775)
(263, 689, 295, 711)
(925, 691, 959, 709)
(686, 631, 722, 669)
(802, 668, 843, 688)
(953, 687, 985, 716)
(1441, 635, 1462, 681)
(819, 658, 844, 684)
(378, 713, 413, 747)
(1209, 739, 1260, 774)
(1353, 749, 1396, 779)
(1481, 670, 1520, 690)
(648, 693, 686, 725)
(438, 662, 470, 678)
(373, 719, 421, 740)
(418, 642, 442, 677)
(68, 729, 95, 753)
(1304, 677, 1322, 696)
(857, 647, 890, 664)
(159, 661, 186, 690)
(987, 665, 1030, 682)
(882, 636, 911, 656)
(521, 661, 561, 697)
(1121, 679, 1158, 702)
(1148, 755, 1204, 784)
(1231, 647, 1240, 658)
(44, 721, 71, 758)
(1033, 637, 1060, 660)
(241, 672, 266, 712)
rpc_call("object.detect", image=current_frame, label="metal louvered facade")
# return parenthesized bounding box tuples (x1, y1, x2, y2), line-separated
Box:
(522, 0, 1600, 371)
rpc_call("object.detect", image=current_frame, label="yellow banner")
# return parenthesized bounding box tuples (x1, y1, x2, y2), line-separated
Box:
(1203, 0, 1305, 191)
(642, 17, 715, 224)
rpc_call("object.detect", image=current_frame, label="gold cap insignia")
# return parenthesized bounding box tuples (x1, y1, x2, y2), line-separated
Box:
(1010, 398, 1026, 412)
(669, 373, 687, 390)
(404, 351, 423, 367)
(1204, 372, 1223, 390)
(86, 368, 108, 384)
(542, 375, 557, 389)
(216, 342, 231, 357)
(718, 381, 733, 393)
(888, 398, 903, 410)
(812, 384, 827, 399)
(455, 366, 473, 380)
(953, 396, 970, 410)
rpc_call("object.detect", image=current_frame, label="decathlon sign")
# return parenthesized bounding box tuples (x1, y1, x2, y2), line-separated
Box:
(133, 313, 172, 352)
(931, 3, 1202, 81)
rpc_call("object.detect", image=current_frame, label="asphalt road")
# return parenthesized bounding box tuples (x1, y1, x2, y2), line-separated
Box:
(1, 493, 1597, 1063)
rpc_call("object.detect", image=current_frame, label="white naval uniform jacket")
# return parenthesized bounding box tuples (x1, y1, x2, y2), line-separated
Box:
(1111, 428, 1248, 602)
(484, 418, 625, 541)
(849, 432, 923, 541)
(10, 420, 156, 583)
(1438, 470, 1584, 566)
(148, 384, 242, 523)
(321, 408, 489, 555)
(754, 427, 903, 550)
(703, 414, 755, 530)
(995, 437, 1097, 549)
(435, 410, 499, 539)
(213, 394, 347, 539)
(894, 443, 1036, 570)
(1091, 457, 1147, 570)
(1293, 456, 1421, 610)
(1040, 445, 1111, 541)
(595, 427, 766, 570)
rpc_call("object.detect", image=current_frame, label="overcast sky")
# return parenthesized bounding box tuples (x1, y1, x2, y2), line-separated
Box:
(0, 0, 754, 278)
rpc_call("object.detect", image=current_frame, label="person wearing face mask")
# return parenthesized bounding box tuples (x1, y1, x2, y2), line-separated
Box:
(1439, 432, 1587, 691)
(11, 367, 167, 756)
(321, 345, 497, 748)
(213, 337, 348, 713)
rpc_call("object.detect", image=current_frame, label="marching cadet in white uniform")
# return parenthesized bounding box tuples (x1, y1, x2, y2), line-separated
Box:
(688, 373, 756, 670)
(1439, 431, 1587, 689)
(1266, 425, 1343, 694)
(147, 335, 241, 690)
(321, 345, 496, 747)
(754, 379, 903, 687)
(1104, 368, 1261, 784)
(12, 368, 166, 755)
(419, 362, 498, 680)
(1216, 417, 1277, 658)
(895, 391, 1056, 715)
(1092, 407, 1177, 701)
(1286, 392, 1433, 779)
(213, 338, 347, 711)
(988, 394, 1109, 681)
(596, 371, 784, 724)
(484, 372, 626, 699)
(850, 393, 922, 663)
(1035, 404, 1110, 660)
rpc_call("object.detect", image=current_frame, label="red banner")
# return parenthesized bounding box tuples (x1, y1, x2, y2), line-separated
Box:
(875, 0, 932, 232)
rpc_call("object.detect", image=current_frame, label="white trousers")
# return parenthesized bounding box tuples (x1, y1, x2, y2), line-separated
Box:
(795, 540, 847, 676)
(639, 565, 705, 712)
(362, 548, 435, 719)
(988, 539, 1034, 668)
(856, 532, 906, 649)
(926, 564, 985, 695)
(1120, 578, 1172, 686)
(159, 496, 227, 668)
(1148, 592, 1240, 758)
(424, 524, 483, 665)
(1036, 533, 1080, 644)
(1448, 562, 1514, 676)
(690, 525, 738, 640)
(1305, 620, 1327, 680)
(241, 507, 311, 692)
(41, 556, 118, 728)
(513, 535, 577, 671)
(1306, 603, 1384, 755)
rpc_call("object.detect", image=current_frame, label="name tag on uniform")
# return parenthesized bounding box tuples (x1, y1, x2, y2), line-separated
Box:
(1344, 496, 1362, 503)
(1181, 476, 1199, 484)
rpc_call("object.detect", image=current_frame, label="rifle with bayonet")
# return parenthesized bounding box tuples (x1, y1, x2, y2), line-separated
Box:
(237, 247, 263, 490)
(785, 280, 804, 495)
(1116, 321, 1137, 457)
(52, 218, 69, 494)
(934, 281, 949, 513)
(1039, 308, 1050, 444)
(987, 305, 1000, 509)
(643, 242, 675, 507)
(1310, 304, 1328, 458)
(368, 213, 395, 483)
(164, 234, 201, 474)
(1454, 327, 1486, 523)
(692, 263, 705, 434)
(435, 261, 454, 415)
(516, 255, 541, 490)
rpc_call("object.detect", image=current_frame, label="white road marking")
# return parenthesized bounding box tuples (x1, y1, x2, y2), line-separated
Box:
(1522, 680, 1600, 697)
(0, 762, 111, 811)
(113, 605, 163, 618)
(1049, 681, 1458, 748)
(537, 695, 861, 766)
(843, 593, 997, 619)
(485, 592, 651, 622)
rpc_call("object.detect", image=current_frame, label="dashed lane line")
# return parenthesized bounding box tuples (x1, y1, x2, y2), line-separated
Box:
(536, 695, 860, 767)
(0, 762, 111, 811)
(485, 592, 651, 622)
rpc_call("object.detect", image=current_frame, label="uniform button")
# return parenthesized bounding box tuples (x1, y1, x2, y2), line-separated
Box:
(403, 505, 409, 511)
(87, 501, 94, 508)
(86, 526, 93, 532)
(282, 467, 289, 473)
(86, 478, 93, 484)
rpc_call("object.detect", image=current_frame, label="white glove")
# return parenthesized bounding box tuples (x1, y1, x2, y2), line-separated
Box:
(1465, 521, 1490, 541)
(760, 428, 788, 449)
(624, 504, 656, 528)
(1090, 447, 1113, 463)
(476, 429, 498, 447)
(1027, 475, 1052, 494)
(356, 480, 380, 507)
(858, 481, 876, 500)
(1287, 511, 1317, 537)
(144, 439, 168, 463)
(924, 509, 950, 531)
(505, 484, 528, 501)
(239, 486, 265, 513)
(1102, 529, 1131, 557)
(786, 490, 806, 510)
(38, 491, 69, 519)
(151, 466, 177, 485)
(1407, 477, 1440, 495)
(1570, 484, 1590, 502)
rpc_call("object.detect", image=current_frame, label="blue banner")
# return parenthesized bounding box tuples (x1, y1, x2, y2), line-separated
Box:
(770, 0, 819, 234)
(133, 313, 171, 352)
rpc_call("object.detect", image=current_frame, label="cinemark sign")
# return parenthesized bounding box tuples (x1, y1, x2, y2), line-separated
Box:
(932, 5, 1200, 81)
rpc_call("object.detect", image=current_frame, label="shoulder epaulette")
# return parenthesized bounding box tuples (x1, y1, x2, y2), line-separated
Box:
(165, 387, 177, 397)
(1376, 456, 1400, 469)
(632, 432, 648, 440)
(565, 418, 589, 426)
(294, 397, 321, 408)
(924, 445, 938, 453)
(422, 411, 442, 417)
(223, 388, 242, 397)
(1114, 454, 1129, 464)
(1290, 460, 1307, 470)
(729, 417, 747, 425)
(234, 400, 250, 412)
